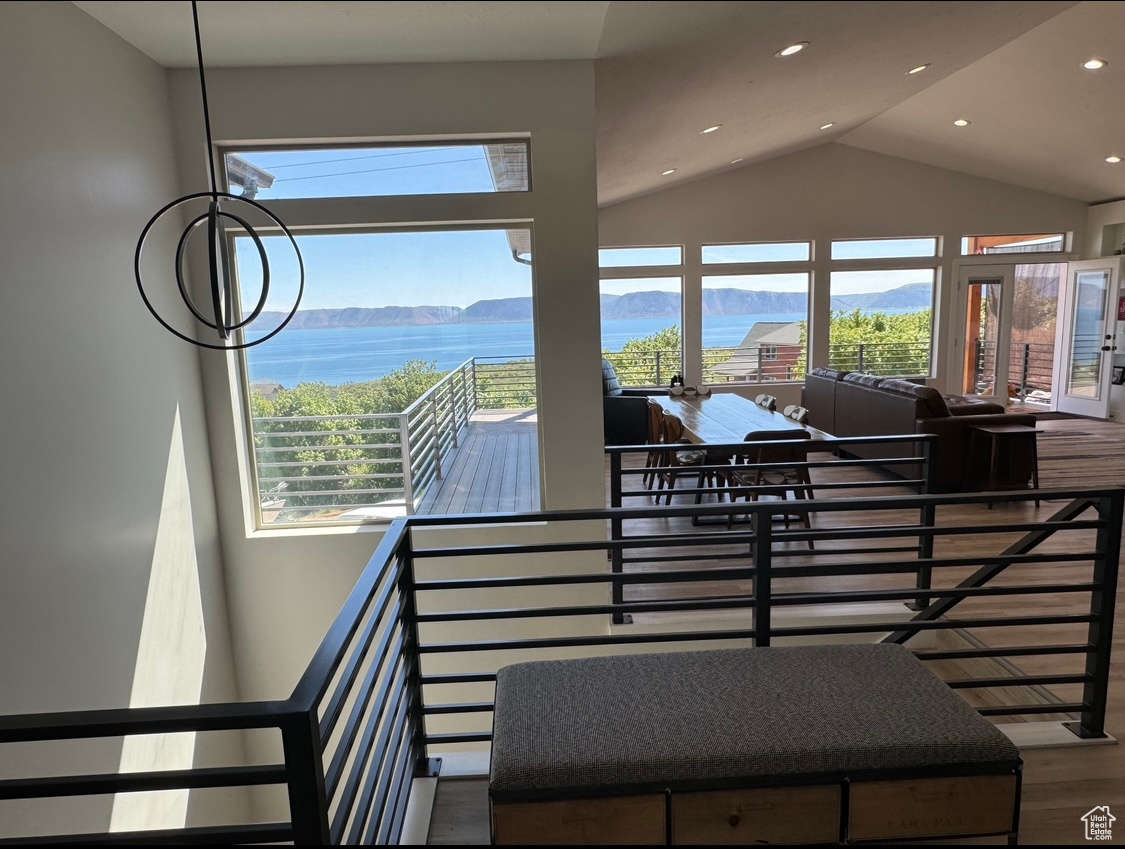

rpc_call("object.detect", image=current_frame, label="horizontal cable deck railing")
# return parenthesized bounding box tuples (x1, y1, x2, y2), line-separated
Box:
(2, 477, 1120, 843)
(973, 340, 1056, 400)
(250, 340, 943, 524)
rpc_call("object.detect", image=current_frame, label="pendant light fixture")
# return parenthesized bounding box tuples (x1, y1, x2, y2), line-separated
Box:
(135, 1, 304, 350)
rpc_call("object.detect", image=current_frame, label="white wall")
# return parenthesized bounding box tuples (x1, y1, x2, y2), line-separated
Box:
(165, 61, 603, 701)
(0, 2, 246, 837)
(599, 143, 1089, 397)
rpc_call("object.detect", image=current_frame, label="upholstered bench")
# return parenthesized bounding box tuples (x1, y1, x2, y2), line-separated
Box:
(489, 644, 1021, 845)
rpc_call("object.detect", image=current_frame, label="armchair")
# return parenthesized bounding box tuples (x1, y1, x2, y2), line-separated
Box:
(602, 358, 650, 446)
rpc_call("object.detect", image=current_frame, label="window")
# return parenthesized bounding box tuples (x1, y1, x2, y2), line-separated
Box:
(237, 227, 538, 526)
(831, 237, 938, 260)
(961, 233, 1066, 255)
(828, 269, 935, 377)
(223, 140, 530, 200)
(599, 246, 683, 268)
(701, 273, 809, 384)
(702, 241, 811, 264)
(600, 277, 683, 386)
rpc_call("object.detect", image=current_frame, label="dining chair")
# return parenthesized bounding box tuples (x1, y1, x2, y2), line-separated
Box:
(656, 413, 708, 504)
(724, 429, 815, 547)
(642, 400, 666, 491)
(754, 393, 778, 412)
(783, 404, 810, 424)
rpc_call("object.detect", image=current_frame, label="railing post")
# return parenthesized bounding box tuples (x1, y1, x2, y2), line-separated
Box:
(470, 358, 478, 413)
(431, 395, 443, 480)
(610, 450, 625, 626)
(751, 506, 772, 647)
(912, 437, 936, 610)
(756, 346, 762, 382)
(448, 380, 459, 448)
(401, 416, 415, 514)
(655, 350, 662, 387)
(281, 710, 331, 845)
(857, 343, 865, 374)
(396, 532, 431, 778)
(1067, 490, 1123, 739)
(1019, 343, 1031, 401)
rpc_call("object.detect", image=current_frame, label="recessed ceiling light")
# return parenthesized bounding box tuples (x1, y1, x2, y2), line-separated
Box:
(1084, 58, 1108, 70)
(907, 64, 931, 75)
(953, 118, 971, 127)
(1107, 156, 1122, 164)
(819, 122, 836, 130)
(730, 158, 743, 164)
(775, 42, 808, 57)
(700, 125, 723, 134)
(662, 169, 676, 175)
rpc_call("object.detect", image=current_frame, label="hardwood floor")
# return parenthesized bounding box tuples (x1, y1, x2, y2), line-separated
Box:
(426, 416, 1125, 845)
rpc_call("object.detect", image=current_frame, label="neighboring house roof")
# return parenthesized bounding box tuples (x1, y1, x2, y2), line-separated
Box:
(712, 321, 802, 376)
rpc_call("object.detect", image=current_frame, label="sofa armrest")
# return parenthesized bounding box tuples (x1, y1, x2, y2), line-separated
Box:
(603, 395, 649, 446)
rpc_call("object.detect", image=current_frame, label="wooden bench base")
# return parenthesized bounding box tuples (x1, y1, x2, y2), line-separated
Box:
(492, 772, 1020, 845)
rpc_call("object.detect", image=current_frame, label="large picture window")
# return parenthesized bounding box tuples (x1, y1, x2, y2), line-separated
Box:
(599, 277, 683, 386)
(701, 273, 810, 383)
(827, 268, 935, 377)
(236, 227, 537, 526)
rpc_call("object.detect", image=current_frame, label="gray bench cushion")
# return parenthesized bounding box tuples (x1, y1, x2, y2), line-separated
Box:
(489, 644, 1018, 799)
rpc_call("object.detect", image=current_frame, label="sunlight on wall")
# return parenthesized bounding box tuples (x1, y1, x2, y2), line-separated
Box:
(109, 407, 206, 832)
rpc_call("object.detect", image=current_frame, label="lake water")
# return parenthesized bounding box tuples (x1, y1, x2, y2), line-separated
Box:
(246, 312, 909, 387)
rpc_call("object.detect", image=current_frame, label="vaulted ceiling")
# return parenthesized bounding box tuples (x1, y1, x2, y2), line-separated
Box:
(72, 1, 1123, 205)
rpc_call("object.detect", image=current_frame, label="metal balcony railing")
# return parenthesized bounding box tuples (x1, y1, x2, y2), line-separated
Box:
(3, 486, 1119, 843)
(972, 341, 1056, 400)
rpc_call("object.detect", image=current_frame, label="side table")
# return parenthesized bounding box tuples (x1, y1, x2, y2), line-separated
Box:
(964, 423, 1041, 507)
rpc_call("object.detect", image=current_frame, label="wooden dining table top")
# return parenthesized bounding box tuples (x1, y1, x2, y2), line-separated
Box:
(648, 392, 831, 444)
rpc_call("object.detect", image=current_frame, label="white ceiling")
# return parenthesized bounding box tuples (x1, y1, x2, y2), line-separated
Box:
(594, 1, 1075, 203)
(71, 1, 612, 65)
(72, 1, 1122, 205)
(839, 1, 1125, 203)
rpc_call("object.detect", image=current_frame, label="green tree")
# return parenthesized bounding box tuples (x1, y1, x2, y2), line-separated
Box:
(604, 325, 682, 387)
(795, 309, 932, 377)
(250, 359, 447, 519)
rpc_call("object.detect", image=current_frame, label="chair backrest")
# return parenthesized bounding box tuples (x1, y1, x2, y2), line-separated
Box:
(739, 428, 812, 464)
(783, 404, 810, 424)
(646, 400, 665, 444)
(754, 393, 778, 411)
(661, 413, 685, 443)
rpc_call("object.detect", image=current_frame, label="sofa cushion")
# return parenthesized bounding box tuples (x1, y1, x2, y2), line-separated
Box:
(880, 379, 950, 418)
(602, 358, 623, 396)
(842, 372, 885, 389)
(810, 367, 849, 381)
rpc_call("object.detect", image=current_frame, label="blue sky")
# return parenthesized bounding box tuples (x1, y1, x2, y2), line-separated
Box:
(231, 146, 936, 311)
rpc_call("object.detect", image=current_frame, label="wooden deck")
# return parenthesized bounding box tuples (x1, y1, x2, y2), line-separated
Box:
(425, 414, 1125, 845)
(416, 408, 540, 515)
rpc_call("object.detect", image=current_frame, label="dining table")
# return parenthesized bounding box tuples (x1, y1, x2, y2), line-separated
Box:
(648, 392, 831, 444)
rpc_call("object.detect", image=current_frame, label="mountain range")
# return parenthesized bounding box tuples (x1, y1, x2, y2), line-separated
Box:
(254, 281, 931, 331)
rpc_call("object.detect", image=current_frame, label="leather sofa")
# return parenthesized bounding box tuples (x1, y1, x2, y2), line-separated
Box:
(602, 358, 650, 446)
(803, 368, 1036, 492)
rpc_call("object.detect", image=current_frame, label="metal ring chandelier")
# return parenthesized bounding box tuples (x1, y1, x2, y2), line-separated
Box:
(135, 1, 304, 350)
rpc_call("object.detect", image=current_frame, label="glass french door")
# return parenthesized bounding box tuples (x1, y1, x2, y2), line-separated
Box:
(961, 269, 1012, 399)
(1054, 259, 1121, 419)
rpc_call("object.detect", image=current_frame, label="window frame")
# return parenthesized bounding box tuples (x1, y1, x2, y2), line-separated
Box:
(221, 137, 534, 201)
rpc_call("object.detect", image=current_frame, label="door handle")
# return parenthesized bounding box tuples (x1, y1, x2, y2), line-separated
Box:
(1102, 346, 1112, 351)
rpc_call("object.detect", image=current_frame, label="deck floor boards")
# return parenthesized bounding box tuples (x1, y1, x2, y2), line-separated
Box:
(417, 409, 539, 515)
